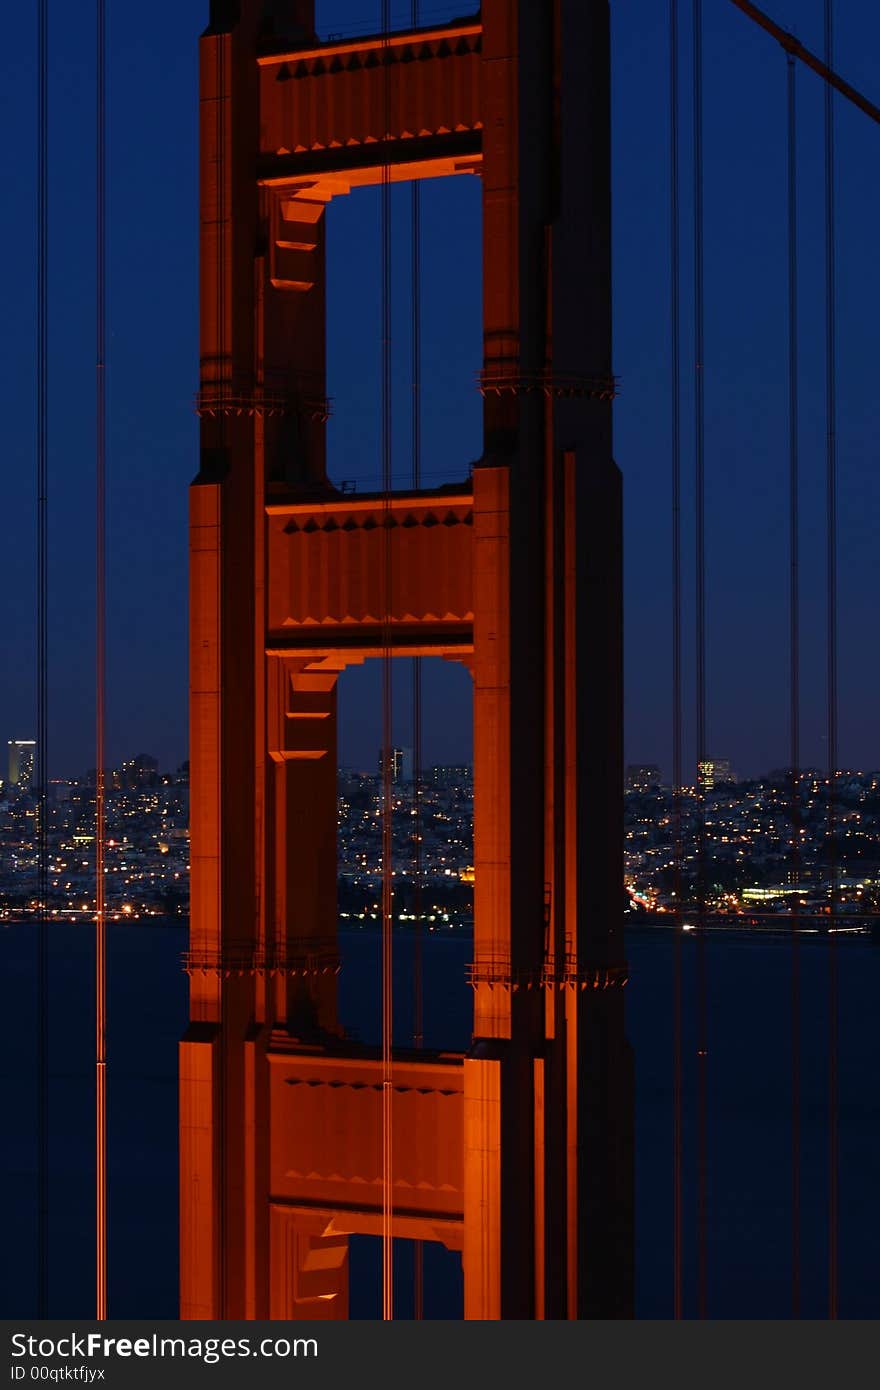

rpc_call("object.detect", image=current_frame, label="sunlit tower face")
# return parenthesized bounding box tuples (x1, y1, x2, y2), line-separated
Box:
(8, 739, 36, 789)
(181, 0, 629, 1322)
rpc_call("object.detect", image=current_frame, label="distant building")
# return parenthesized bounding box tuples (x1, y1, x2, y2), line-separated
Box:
(7, 739, 36, 789)
(626, 763, 662, 793)
(116, 753, 160, 790)
(377, 747, 411, 783)
(431, 765, 473, 786)
(697, 758, 735, 790)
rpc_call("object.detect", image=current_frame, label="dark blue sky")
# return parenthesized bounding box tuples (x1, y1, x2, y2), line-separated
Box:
(1, 1, 878, 779)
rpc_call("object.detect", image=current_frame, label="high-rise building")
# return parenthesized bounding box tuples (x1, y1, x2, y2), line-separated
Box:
(117, 753, 160, 789)
(625, 763, 662, 792)
(377, 746, 411, 783)
(7, 739, 36, 789)
(697, 757, 735, 790)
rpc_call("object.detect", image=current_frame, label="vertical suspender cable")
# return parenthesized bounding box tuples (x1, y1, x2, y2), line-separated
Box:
(36, 0, 50, 1321)
(214, 20, 228, 1318)
(95, 0, 108, 1321)
(823, 0, 838, 1323)
(380, 0, 394, 1324)
(785, 52, 801, 1319)
(95, 0, 108, 1322)
(410, 0, 425, 1325)
(692, 0, 708, 1321)
(669, 0, 684, 1323)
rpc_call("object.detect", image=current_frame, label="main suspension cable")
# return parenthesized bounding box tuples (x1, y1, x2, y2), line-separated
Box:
(728, 0, 880, 128)
(36, 0, 50, 1320)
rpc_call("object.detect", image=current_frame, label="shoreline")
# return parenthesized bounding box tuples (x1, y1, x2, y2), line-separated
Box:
(1, 914, 875, 943)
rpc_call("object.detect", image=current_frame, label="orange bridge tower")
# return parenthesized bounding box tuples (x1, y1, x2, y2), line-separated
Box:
(181, 0, 633, 1320)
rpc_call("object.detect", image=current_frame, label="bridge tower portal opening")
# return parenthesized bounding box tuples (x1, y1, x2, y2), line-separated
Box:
(182, 0, 632, 1320)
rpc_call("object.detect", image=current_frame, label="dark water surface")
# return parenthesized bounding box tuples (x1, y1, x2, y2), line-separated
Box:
(1, 922, 877, 1318)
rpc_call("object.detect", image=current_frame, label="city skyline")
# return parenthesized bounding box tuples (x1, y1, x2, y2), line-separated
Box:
(4, 757, 880, 930)
(2, 0, 880, 780)
(8, 737, 880, 790)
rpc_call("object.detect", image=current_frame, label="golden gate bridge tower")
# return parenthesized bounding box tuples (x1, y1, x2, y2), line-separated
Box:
(181, 0, 632, 1320)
